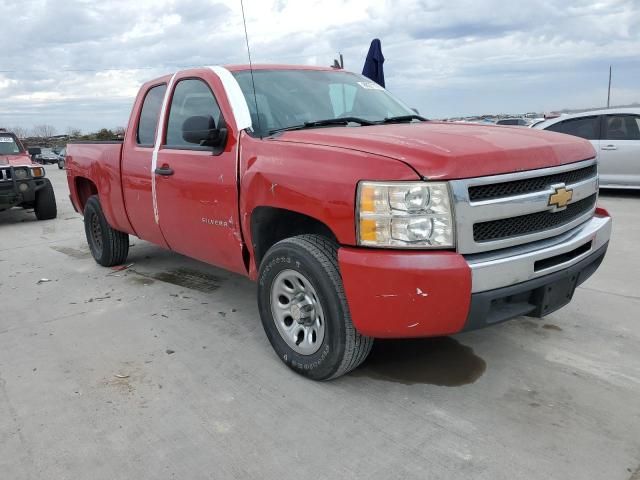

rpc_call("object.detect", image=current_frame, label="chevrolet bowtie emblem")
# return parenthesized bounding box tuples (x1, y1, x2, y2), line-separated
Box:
(548, 184, 573, 210)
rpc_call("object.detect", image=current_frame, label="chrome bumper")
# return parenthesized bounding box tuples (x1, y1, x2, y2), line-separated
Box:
(466, 214, 611, 293)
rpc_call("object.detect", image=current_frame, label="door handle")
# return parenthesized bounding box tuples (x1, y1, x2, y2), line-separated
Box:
(155, 165, 174, 176)
(601, 145, 617, 151)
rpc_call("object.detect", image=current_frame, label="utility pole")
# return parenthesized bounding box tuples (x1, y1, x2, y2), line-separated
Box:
(607, 65, 612, 108)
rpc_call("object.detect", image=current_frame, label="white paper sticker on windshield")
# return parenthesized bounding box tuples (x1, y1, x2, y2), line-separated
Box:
(0, 136, 14, 142)
(357, 81, 384, 90)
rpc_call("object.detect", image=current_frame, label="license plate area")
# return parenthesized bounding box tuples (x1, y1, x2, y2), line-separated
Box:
(529, 274, 579, 317)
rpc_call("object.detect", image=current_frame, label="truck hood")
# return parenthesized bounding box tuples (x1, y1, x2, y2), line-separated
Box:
(0, 154, 33, 166)
(271, 122, 595, 179)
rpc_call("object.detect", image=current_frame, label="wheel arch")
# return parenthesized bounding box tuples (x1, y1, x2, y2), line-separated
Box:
(74, 176, 98, 212)
(250, 206, 338, 269)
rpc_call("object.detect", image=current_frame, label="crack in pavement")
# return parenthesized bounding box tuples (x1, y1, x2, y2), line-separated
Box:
(0, 310, 89, 337)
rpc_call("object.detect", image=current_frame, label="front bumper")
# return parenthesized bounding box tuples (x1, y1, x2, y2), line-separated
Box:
(338, 211, 611, 338)
(463, 242, 607, 331)
(0, 168, 49, 208)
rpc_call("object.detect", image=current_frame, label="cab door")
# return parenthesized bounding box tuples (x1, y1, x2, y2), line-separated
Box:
(154, 74, 246, 274)
(599, 114, 640, 187)
(121, 83, 170, 247)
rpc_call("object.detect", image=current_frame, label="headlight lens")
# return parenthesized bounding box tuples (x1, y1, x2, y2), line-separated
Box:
(13, 168, 29, 180)
(357, 181, 454, 248)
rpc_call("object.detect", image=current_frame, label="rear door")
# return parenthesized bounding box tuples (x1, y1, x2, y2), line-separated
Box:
(599, 114, 640, 187)
(121, 82, 169, 247)
(154, 73, 246, 274)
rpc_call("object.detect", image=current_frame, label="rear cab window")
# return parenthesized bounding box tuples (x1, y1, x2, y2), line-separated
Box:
(329, 84, 357, 117)
(137, 84, 167, 146)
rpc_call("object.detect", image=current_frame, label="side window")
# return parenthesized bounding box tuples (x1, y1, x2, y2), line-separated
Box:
(165, 79, 222, 148)
(137, 84, 167, 146)
(329, 84, 357, 117)
(546, 116, 599, 140)
(604, 115, 640, 140)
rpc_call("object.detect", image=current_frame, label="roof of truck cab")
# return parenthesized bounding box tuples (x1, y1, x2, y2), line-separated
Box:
(142, 64, 341, 86)
(223, 64, 337, 72)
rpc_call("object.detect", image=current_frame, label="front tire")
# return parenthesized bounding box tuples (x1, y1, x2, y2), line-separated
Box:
(257, 235, 373, 380)
(58, 159, 65, 169)
(84, 195, 129, 267)
(34, 180, 57, 220)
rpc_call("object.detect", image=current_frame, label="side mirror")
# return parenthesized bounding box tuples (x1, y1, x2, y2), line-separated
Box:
(182, 115, 228, 154)
(28, 147, 41, 155)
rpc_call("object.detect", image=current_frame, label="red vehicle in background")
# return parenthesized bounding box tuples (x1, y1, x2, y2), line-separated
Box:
(0, 129, 57, 220)
(65, 65, 611, 380)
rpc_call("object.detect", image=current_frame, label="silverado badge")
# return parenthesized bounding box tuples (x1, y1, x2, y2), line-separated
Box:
(548, 184, 573, 210)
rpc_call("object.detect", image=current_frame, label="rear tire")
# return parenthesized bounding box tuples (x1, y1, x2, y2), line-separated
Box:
(34, 180, 57, 220)
(257, 234, 373, 380)
(58, 159, 65, 169)
(84, 195, 129, 267)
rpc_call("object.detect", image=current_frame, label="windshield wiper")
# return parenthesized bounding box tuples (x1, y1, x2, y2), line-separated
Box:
(382, 114, 427, 124)
(268, 117, 375, 135)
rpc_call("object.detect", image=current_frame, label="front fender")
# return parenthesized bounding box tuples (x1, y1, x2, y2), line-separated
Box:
(238, 134, 420, 275)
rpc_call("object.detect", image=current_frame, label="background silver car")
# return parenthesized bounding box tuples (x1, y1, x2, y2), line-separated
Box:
(534, 108, 640, 189)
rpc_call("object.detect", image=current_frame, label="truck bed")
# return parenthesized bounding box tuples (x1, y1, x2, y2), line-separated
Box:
(66, 140, 133, 234)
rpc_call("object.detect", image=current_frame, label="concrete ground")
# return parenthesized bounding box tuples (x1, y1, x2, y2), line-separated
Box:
(1, 166, 639, 480)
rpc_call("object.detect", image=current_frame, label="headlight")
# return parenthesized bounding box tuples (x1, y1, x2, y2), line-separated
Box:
(357, 181, 454, 248)
(13, 168, 29, 180)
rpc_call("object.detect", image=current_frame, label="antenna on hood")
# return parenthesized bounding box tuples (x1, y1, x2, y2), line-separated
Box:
(240, 0, 262, 138)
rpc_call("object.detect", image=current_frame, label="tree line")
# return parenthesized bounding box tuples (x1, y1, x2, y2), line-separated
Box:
(9, 125, 126, 145)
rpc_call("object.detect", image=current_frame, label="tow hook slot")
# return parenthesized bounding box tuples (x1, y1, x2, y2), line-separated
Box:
(534, 241, 592, 272)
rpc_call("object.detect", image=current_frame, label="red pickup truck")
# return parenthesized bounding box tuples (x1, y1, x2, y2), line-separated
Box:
(66, 65, 611, 380)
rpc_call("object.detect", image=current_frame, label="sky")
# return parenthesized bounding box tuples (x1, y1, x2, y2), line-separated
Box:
(1, 0, 639, 134)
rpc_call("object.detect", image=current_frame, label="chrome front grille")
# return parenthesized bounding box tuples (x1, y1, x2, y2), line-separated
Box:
(473, 194, 597, 242)
(0, 168, 12, 181)
(450, 159, 599, 254)
(468, 164, 597, 201)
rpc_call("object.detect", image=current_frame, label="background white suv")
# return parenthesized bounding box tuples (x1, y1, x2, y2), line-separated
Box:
(534, 108, 640, 189)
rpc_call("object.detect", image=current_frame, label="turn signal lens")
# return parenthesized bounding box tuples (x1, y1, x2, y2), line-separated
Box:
(358, 183, 387, 214)
(31, 167, 44, 177)
(359, 185, 376, 213)
(359, 218, 378, 242)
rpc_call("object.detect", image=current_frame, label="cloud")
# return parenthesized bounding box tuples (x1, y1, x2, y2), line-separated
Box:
(0, 0, 638, 132)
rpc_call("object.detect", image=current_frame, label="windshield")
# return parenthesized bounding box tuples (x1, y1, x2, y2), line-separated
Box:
(232, 69, 416, 136)
(0, 134, 23, 155)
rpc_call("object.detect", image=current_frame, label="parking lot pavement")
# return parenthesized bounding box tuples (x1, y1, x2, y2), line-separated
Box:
(1, 166, 639, 480)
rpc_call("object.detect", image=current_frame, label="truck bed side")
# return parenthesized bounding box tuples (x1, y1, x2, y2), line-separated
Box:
(66, 141, 134, 235)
